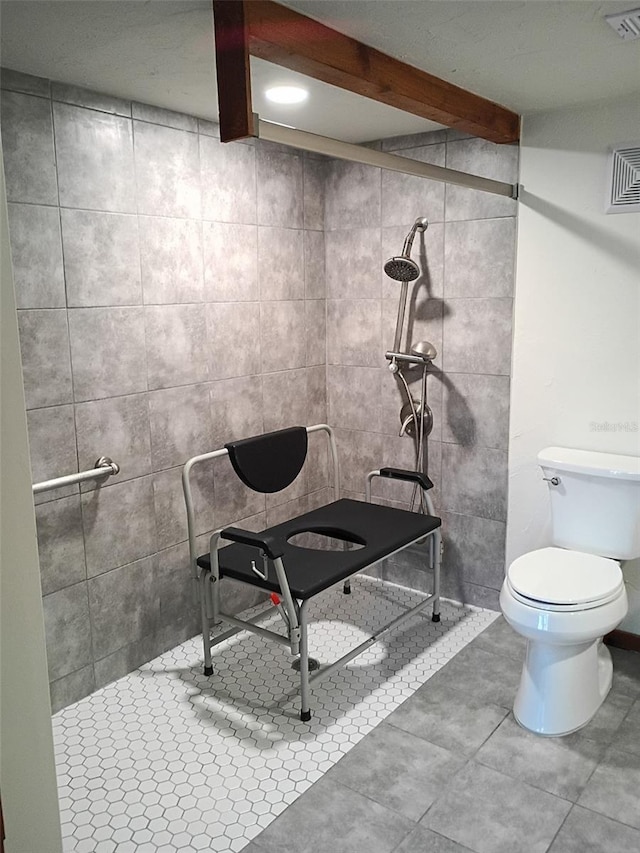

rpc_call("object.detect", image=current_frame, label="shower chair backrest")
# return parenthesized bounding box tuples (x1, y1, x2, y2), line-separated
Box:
(225, 426, 308, 494)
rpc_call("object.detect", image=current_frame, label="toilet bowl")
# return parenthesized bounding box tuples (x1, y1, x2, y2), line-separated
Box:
(501, 547, 628, 736)
(501, 447, 638, 737)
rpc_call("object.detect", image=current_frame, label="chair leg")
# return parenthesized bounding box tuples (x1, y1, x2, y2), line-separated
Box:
(431, 529, 442, 622)
(343, 580, 351, 595)
(199, 570, 213, 675)
(298, 600, 312, 722)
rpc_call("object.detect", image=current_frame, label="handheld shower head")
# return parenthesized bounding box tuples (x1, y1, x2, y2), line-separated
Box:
(384, 256, 420, 282)
(384, 217, 428, 282)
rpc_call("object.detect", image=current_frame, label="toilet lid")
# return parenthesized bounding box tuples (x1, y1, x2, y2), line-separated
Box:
(508, 547, 624, 606)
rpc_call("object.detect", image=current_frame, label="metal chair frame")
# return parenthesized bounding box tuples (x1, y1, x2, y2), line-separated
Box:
(182, 423, 442, 721)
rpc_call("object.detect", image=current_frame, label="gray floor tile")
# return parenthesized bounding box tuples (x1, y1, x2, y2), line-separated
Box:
(609, 647, 640, 698)
(253, 777, 414, 853)
(475, 715, 605, 801)
(610, 697, 640, 757)
(577, 746, 640, 829)
(426, 644, 522, 711)
(421, 761, 572, 853)
(579, 690, 635, 745)
(393, 825, 475, 852)
(548, 804, 640, 853)
(386, 680, 508, 757)
(325, 722, 466, 821)
(472, 615, 527, 661)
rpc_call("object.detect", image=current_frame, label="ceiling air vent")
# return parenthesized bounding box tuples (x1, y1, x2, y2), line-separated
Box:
(605, 142, 640, 214)
(605, 8, 640, 40)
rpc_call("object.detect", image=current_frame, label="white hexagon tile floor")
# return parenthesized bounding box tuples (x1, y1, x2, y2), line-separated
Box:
(52, 575, 498, 853)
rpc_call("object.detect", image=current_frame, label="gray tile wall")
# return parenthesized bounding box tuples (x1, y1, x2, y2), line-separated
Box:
(1, 69, 328, 711)
(2, 67, 517, 711)
(324, 129, 518, 610)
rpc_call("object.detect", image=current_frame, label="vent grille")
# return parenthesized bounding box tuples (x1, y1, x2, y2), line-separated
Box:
(606, 143, 640, 214)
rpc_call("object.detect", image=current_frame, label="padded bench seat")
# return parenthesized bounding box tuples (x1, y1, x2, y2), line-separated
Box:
(197, 497, 441, 600)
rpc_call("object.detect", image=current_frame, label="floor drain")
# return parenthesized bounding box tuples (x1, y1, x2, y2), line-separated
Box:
(291, 657, 320, 672)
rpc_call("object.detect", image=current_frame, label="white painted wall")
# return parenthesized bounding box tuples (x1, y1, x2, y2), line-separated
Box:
(0, 150, 62, 851)
(507, 94, 640, 632)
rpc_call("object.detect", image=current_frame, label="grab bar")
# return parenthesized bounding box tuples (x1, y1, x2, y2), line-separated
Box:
(32, 456, 120, 495)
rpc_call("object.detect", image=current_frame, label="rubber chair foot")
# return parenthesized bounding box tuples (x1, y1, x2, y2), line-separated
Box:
(432, 613, 441, 622)
(203, 665, 213, 676)
(300, 710, 312, 722)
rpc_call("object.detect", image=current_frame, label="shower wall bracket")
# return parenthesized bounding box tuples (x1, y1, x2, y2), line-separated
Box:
(212, 0, 521, 146)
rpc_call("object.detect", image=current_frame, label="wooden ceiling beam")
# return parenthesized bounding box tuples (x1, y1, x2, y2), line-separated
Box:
(212, 0, 520, 145)
(245, 0, 520, 145)
(212, 0, 254, 142)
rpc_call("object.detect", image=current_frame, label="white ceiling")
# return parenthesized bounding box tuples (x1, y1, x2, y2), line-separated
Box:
(0, 1, 638, 142)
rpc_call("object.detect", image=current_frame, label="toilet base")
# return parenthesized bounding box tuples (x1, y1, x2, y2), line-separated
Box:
(513, 638, 612, 737)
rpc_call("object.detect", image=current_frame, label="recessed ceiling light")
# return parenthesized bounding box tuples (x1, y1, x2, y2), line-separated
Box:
(265, 85, 308, 105)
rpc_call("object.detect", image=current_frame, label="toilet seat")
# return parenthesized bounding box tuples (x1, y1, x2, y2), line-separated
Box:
(507, 547, 624, 612)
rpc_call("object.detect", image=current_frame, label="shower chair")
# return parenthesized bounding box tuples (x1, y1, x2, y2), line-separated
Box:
(182, 423, 442, 721)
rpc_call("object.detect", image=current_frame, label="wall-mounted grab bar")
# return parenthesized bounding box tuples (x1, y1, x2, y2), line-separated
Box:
(32, 456, 120, 495)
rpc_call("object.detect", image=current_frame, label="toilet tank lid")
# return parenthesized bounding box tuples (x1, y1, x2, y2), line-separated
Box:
(538, 447, 640, 481)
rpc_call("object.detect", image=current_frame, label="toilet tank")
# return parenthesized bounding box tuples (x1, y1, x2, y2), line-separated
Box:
(538, 447, 640, 561)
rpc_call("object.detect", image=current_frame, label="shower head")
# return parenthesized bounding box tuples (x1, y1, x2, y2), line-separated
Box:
(384, 216, 428, 282)
(384, 256, 421, 282)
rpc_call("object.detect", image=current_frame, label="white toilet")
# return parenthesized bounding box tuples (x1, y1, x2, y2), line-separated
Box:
(501, 446, 639, 737)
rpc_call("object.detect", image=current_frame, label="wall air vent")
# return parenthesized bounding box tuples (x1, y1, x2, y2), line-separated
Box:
(605, 8, 640, 40)
(605, 142, 640, 214)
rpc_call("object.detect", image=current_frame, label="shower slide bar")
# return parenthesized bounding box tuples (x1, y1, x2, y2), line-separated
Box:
(32, 456, 120, 495)
(257, 117, 519, 199)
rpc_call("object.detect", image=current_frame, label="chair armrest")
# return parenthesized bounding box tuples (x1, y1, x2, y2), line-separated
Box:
(379, 467, 433, 491)
(220, 527, 285, 560)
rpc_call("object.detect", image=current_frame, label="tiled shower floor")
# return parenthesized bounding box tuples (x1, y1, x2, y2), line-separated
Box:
(52, 575, 497, 852)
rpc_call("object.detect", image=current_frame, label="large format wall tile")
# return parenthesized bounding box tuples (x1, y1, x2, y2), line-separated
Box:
(206, 302, 261, 380)
(53, 82, 131, 117)
(304, 230, 326, 299)
(210, 375, 264, 448)
(444, 218, 516, 298)
(82, 475, 157, 576)
(43, 582, 93, 681)
(75, 393, 152, 486)
(1, 90, 57, 204)
(381, 144, 446, 227)
(1, 66, 51, 98)
(306, 300, 326, 366)
(152, 464, 214, 552)
(145, 304, 208, 390)
(61, 209, 142, 307)
(257, 148, 303, 229)
(203, 221, 258, 302)
(7, 203, 65, 308)
(445, 137, 518, 221)
(325, 228, 381, 300)
(200, 135, 256, 224)
(35, 495, 86, 595)
(303, 157, 326, 231)
(49, 665, 95, 715)
(148, 383, 213, 471)
(260, 301, 307, 373)
(441, 443, 508, 522)
(258, 226, 305, 301)
(54, 102, 135, 212)
(132, 102, 196, 132)
(133, 121, 200, 218)
(441, 510, 507, 593)
(327, 299, 381, 367)
(139, 215, 203, 304)
(88, 556, 158, 659)
(27, 405, 78, 502)
(68, 306, 147, 400)
(324, 160, 381, 231)
(442, 297, 513, 376)
(18, 309, 73, 408)
(442, 373, 510, 449)
(328, 365, 381, 433)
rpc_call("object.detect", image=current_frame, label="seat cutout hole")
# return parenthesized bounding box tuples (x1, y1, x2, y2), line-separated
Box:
(287, 531, 366, 552)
